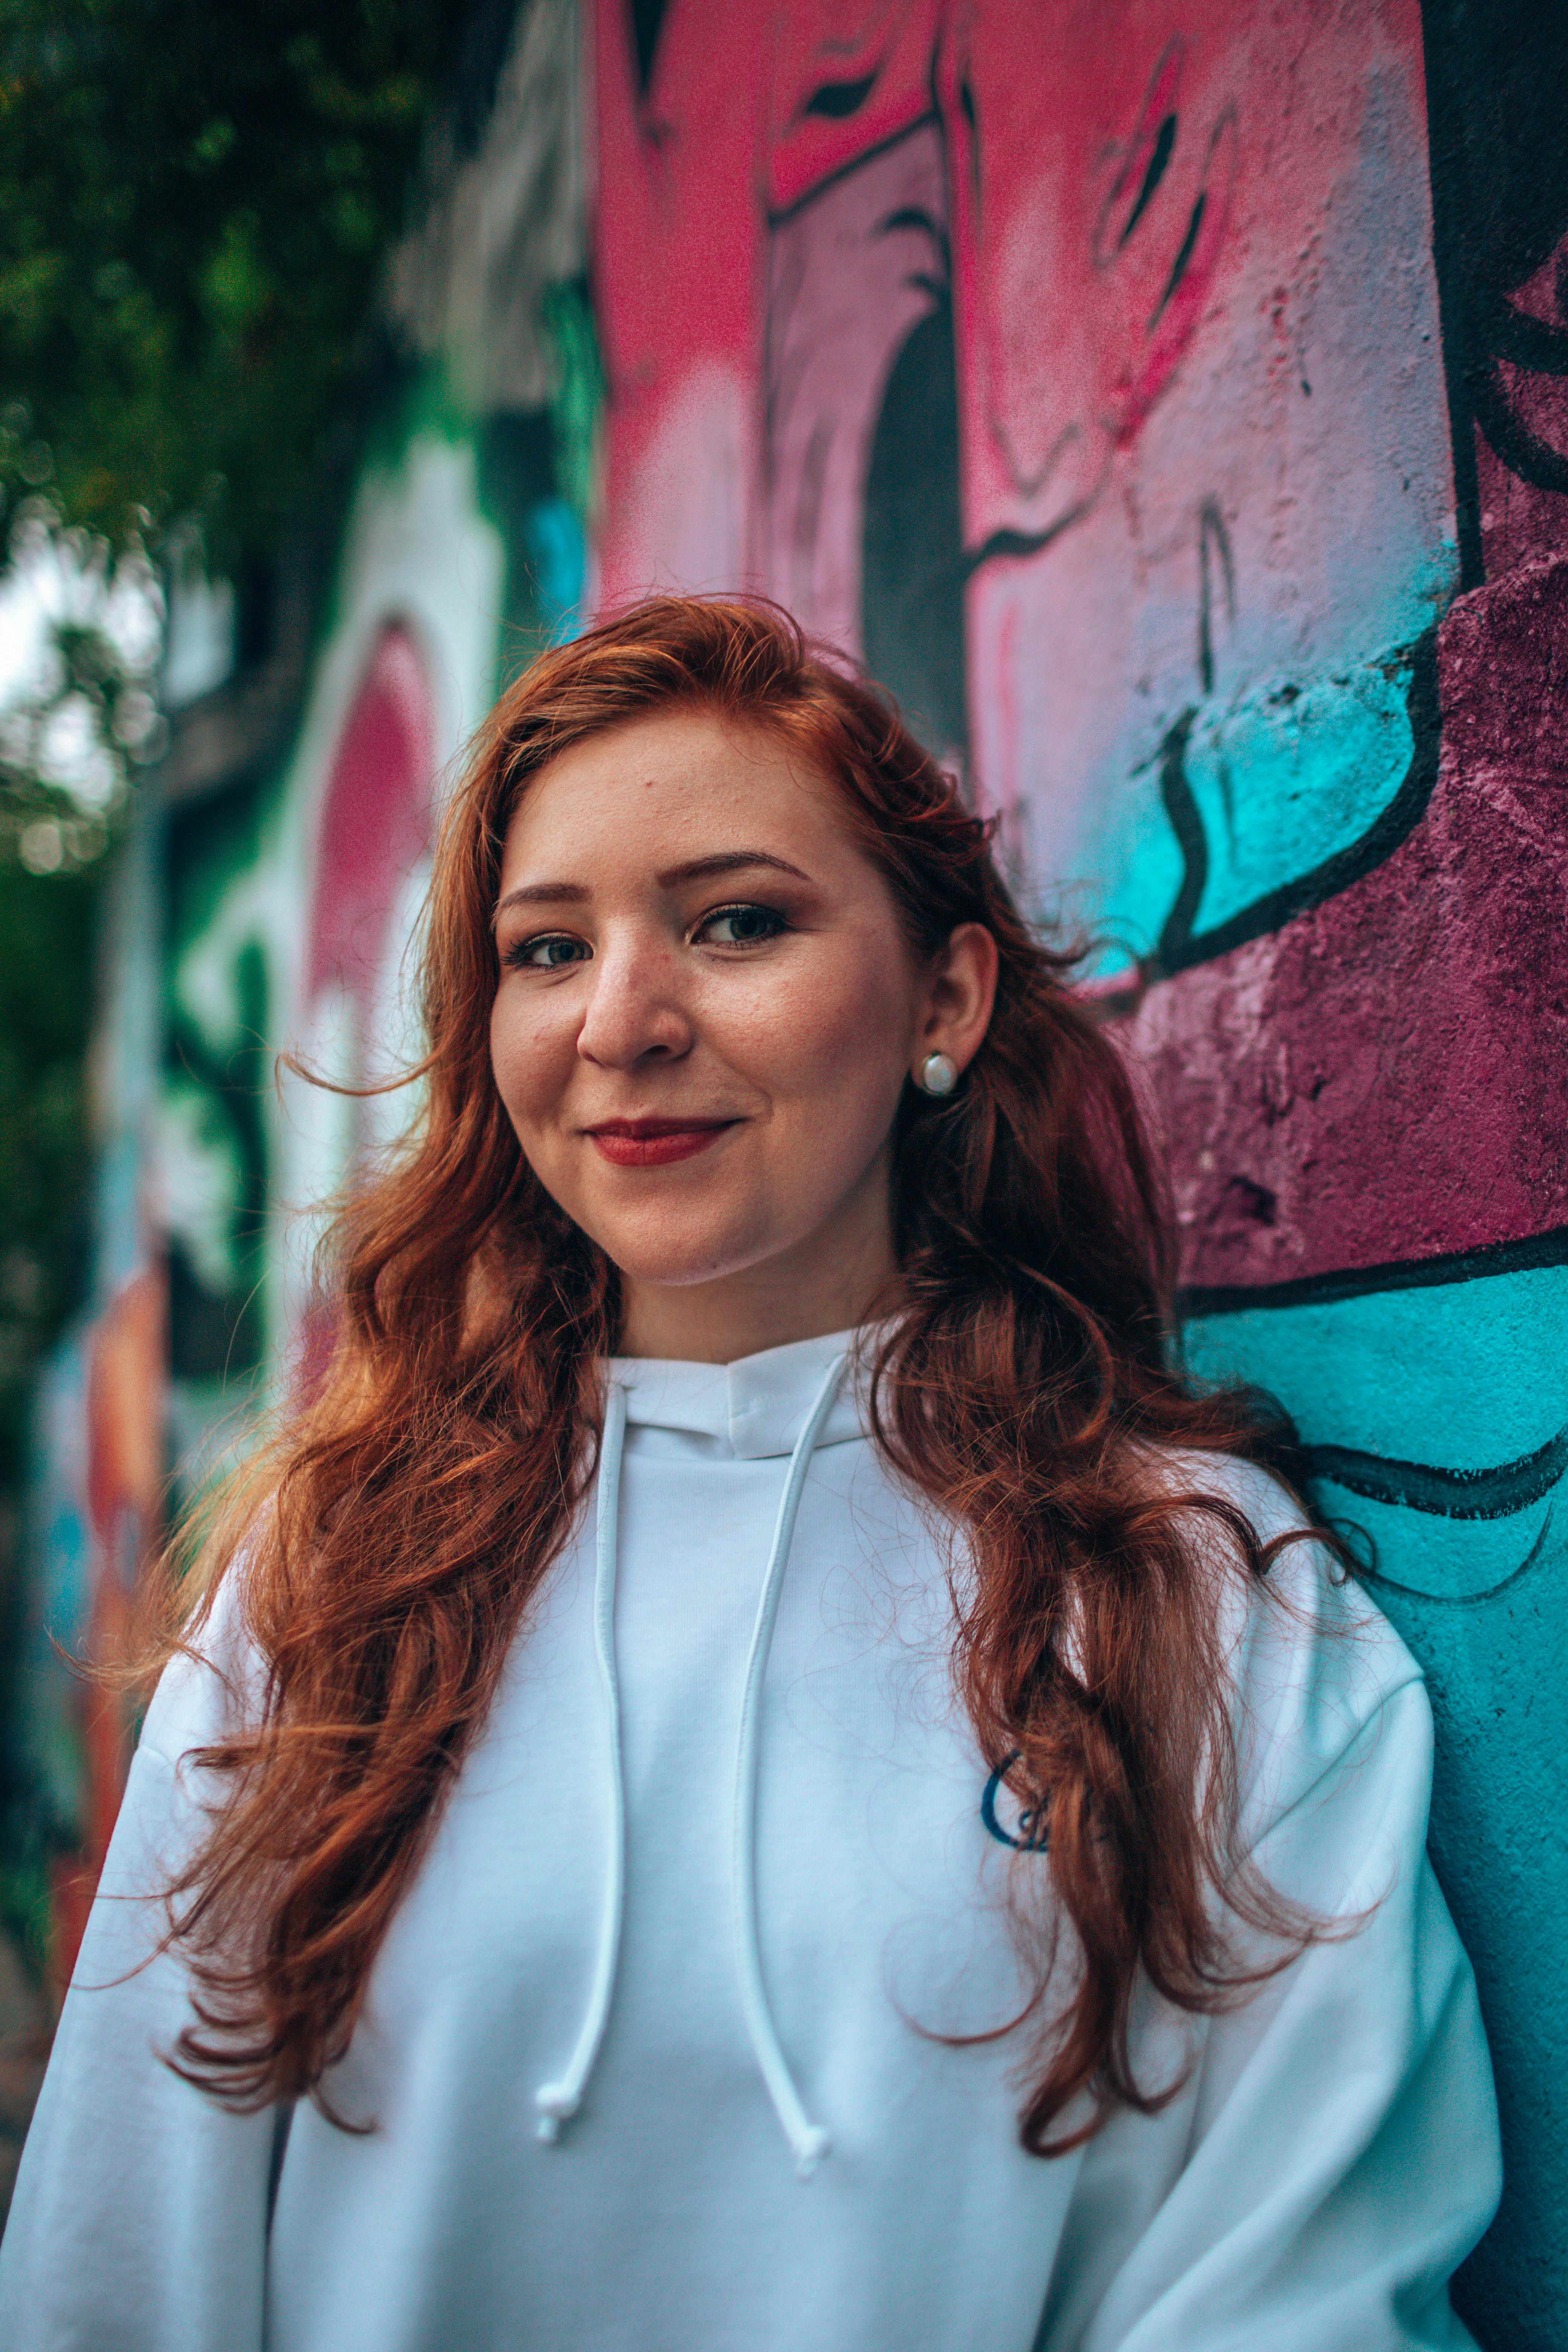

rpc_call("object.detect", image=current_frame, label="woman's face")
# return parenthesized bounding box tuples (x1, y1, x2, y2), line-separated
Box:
(488, 706, 994, 1359)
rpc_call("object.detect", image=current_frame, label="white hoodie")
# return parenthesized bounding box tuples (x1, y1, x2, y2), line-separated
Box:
(0, 1331, 1499, 2351)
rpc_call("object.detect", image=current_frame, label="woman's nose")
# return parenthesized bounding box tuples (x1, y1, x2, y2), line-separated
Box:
(576, 931, 694, 1068)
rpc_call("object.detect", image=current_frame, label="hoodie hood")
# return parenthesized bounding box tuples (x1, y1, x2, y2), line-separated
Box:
(608, 1327, 871, 1458)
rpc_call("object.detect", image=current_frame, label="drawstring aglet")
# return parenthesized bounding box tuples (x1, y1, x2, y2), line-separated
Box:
(535, 2086, 579, 2144)
(532, 1381, 631, 2157)
(732, 1355, 847, 2187)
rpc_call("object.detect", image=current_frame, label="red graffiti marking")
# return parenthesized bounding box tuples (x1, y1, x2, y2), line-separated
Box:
(296, 623, 435, 1394)
(307, 623, 434, 1007)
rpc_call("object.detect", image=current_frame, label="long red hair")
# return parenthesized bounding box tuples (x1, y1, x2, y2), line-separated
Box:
(155, 596, 1326, 2151)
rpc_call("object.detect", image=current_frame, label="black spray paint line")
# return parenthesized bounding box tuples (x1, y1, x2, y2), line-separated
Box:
(803, 70, 880, 122)
(1118, 113, 1177, 251)
(1093, 37, 1186, 267)
(629, 0, 669, 97)
(1196, 498, 1236, 697)
(961, 495, 1099, 575)
(1470, 357, 1568, 499)
(766, 112, 940, 229)
(1359, 1505, 1559, 1609)
(1148, 191, 1207, 331)
(1308, 1419, 1568, 1520)
(958, 75, 980, 209)
(877, 204, 952, 290)
(1154, 710, 1204, 961)
(1418, 0, 1485, 588)
(1420, 0, 1568, 579)
(1147, 106, 1236, 335)
(1178, 1222, 1568, 1317)
(1145, 627, 1439, 980)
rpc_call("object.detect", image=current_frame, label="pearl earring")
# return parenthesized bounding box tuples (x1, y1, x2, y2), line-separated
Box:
(917, 1051, 959, 1097)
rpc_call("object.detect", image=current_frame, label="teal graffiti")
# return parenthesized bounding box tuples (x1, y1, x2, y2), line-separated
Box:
(1181, 1254, 1568, 1603)
(1099, 631, 1437, 973)
(524, 497, 586, 646)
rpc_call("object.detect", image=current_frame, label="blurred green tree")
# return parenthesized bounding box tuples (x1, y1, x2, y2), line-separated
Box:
(0, 0, 468, 869)
(0, 4, 467, 1939)
(0, 0, 466, 1315)
(0, 858, 95, 1488)
(0, 847, 98, 1966)
(0, 0, 461, 559)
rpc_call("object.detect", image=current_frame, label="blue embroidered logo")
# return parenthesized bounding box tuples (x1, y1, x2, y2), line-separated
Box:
(981, 1753, 1049, 1851)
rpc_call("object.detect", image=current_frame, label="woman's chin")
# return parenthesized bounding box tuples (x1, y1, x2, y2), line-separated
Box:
(604, 1247, 766, 1294)
(592, 1214, 790, 1298)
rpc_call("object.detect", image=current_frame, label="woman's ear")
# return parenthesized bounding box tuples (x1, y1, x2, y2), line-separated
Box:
(916, 923, 999, 1080)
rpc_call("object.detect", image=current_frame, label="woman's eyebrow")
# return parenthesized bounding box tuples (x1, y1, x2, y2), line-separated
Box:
(656, 850, 812, 887)
(494, 850, 813, 925)
(494, 879, 588, 921)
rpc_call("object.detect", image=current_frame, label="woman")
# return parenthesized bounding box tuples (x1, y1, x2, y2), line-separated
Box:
(2, 598, 1497, 2349)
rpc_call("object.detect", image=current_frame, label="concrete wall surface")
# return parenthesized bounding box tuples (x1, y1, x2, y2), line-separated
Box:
(21, 3, 1564, 2339)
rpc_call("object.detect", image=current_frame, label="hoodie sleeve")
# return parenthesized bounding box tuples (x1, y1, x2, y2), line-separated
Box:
(0, 1596, 280, 2352)
(1037, 1470, 1501, 2352)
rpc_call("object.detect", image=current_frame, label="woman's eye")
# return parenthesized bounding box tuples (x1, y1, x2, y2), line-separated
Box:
(697, 903, 788, 947)
(507, 933, 590, 970)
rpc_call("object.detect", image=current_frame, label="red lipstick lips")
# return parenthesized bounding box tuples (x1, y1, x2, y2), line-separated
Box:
(587, 1118, 736, 1168)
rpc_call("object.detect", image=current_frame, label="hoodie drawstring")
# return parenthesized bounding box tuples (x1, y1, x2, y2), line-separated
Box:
(534, 1379, 630, 2144)
(732, 1353, 845, 2179)
(534, 1354, 845, 2177)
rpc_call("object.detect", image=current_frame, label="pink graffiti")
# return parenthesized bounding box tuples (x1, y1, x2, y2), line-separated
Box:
(592, 0, 766, 608)
(939, 5, 1240, 556)
(591, 0, 1244, 622)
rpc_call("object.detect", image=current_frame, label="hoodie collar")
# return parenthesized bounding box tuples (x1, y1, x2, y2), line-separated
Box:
(608, 1328, 871, 1459)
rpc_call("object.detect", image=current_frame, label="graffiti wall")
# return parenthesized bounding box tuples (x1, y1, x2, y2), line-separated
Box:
(586, 4, 1566, 2335)
(20, 0, 1564, 2336)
